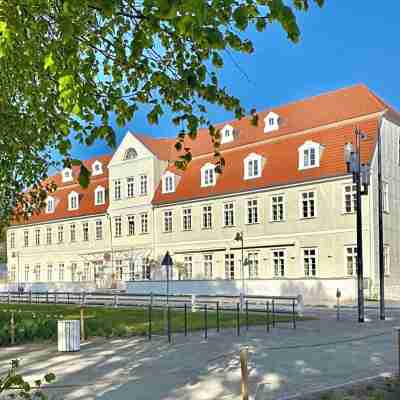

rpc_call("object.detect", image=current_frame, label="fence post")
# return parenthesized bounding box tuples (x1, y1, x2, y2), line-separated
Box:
(395, 327, 400, 377)
(7, 292, 10, 304)
(292, 299, 296, 329)
(10, 311, 15, 345)
(184, 303, 188, 337)
(148, 304, 152, 341)
(80, 307, 85, 341)
(266, 301, 270, 333)
(29, 291, 32, 304)
(237, 302, 240, 336)
(216, 301, 220, 333)
(272, 299, 275, 328)
(245, 300, 249, 331)
(240, 347, 249, 400)
(54, 292, 57, 304)
(167, 306, 171, 344)
(67, 293, 70, 304)
(204, 304, 208, 340)
(46, 291, 49, 304)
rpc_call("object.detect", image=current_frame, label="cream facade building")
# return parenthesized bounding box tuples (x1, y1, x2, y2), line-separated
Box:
(6, 85, 400, 302)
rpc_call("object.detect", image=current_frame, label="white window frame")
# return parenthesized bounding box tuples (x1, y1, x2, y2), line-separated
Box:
(163, 210, 173, 233)
(92, 160, 103, 176)
(82, 222, 89, 242)
(162, 172, 175, 193)
(94, 186, 105, 206)
(124, 147, 138, 160)
(46, 227, 52, 245)
(46, 196, 55, 213)
(57, 225, 64, 243)
(223, 202, 235, 227)
(244, 153, 263, 180)
(9, 231, 15, 249)
(24, 264, 30, 282)
(62, 168, 73, 183)
(202, 205, 212, 229)
(35, 229, 40, 246)
(264, 112, 280, 133)
(114, 216, 122, 237)
(58, 263, 65, 281)
(24, 230, 29, 247)
(303, 247, 318, 277)
(225, 253, 235, 280)
(114, 179, 122, 200)
(247, 252, 259, 279)
(70, 223, 76, 242)
(47, 264, 53, 282)
(298, 141, 321, 170)
(201, 163, 216, 187)
(343, 184, 357, 214)
(299, 190, 317, 219)
(220, 124, 235, 144)
(127, 177, 135, 198)
(140, 174, 148, 195)
(270, 194, 285, 222)
(127, 215, 135, 236)
(182, 208, 192, 231)
(182, 256, 193, 280)
(140, 213, 149, 234)
(247, 198, 259, 224)
(344, 245, 357, 276)
(95, 219, 103, 240)
(272, 249, 286, 277)
(204, 254, 213, 279)
(68, 191, 79, 211)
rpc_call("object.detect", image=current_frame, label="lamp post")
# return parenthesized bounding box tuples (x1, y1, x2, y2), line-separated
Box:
(344, 128, 371, 323)
(161, 251, 173, 305)
(234, 232, 245, 309)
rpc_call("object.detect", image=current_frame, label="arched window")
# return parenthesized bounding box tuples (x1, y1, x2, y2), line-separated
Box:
(46, 196, 55, 214)
(124, 148, 138, 160)
(62, 168, 73, 183)
(162, 171, 176, 193)
(244, 153, 264, 179)
(298, 141, 322, 170)
(68, 191, 79, 210)
(94, 186, 105, 205)
(92, 160, 103, 176)
(264, 112, 280, 133)
(201, 163, 217, 187)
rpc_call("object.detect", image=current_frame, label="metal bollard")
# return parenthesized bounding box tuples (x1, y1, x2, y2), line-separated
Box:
(266, 301, 270, 332)
(395, 327, 400, 377)
(80, 307, 85, 341)
(272, 299, 275, 328)
(245, 300, 249, 331)
(167, 306, 171, 344)
(148, 304, 152, 341)
(184, 303, 188, 336)
(204, 304, 208, 340)
(216, 301, 220, 333)
(237, 303, 240, 336)
(292, 299, 296, 329)
(240, 347, 249, 400)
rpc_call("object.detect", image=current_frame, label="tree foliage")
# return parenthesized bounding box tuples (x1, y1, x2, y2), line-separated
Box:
(0, 0, 324, 223)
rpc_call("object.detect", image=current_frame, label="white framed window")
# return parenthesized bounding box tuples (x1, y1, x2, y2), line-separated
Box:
(247, 252, 259, 279)
(247, 199, 259, 224)
(202, 205, 212, 229)
(298, 141, 321, 170)
(204, 254, 213, 279)
(244, 153, 263, 179)
(92, 160, 103, 176)
(9, 232, 15, 249)
(115, 260, 123, 281)
(127, 215, 135, 236)
(58, 263, 65, 281)
(24, 264, 30, 282)
(46, 227, 52, 245)
(46, 196, 55, 213)
(220, 124, 235, 144)
(384, 245, 390, 275)
(181, 256, 193, 280)
(47, 264, 53, 282)
(35, 229, 40, 246)
(164, 210, 173, 233)
(140, 213, 148, 234)
(94, 186, 105, 205)
(114, 216, 122, 237)
(272, 249, 285, 277)
(345, 246, 357, 276)
(201, 163, 216, 187)
(225, 253, 235, 280)
(82, 222, 89, 242)
(114, 179, 122, 200)
(343, 184, 357, 213)
(303, 248, 318, 277)
(24, 230, 29, 247)
(127, 177, 135, 198)
(68, 191, 79, 210)
(264, 112, 280, 133)
(271, 194, 285, 222)
(162, 172, 176, 193)
(223, 202, 235, 227)
(34, 264, 41, 281)
(95, 220, 103, 240)
(124, 147, 137, 160)
(141, 260, 151, 280)
(57, 225, 64, 243)
(383, 182, 389, 213)
(300, 191, 316, 218)
(62, 168, 73, 183)
(140, 175, 148, 195)
(83, 263, 90, 281)
(182, 208, 192, 231)
(9, 265, 16, 282)
(70, 223, 76, 242)
(71, 263, 77, 282)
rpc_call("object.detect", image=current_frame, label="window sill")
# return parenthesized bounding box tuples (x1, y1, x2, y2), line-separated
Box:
(299, 216, 317, 220)
(201, 227, 213, 231)
(269, 219, 286, 223)
(342, 211, 355, 215)
(245, 222, 261, 226)
(222, 225, 236, 229)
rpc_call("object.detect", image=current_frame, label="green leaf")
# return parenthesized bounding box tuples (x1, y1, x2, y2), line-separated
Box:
(44, 53, 55, 70)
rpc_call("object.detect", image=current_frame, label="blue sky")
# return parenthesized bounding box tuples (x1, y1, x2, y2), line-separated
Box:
(71, 1, 400, 159)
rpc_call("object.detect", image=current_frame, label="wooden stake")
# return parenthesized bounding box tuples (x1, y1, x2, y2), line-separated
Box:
(240, 347, 249, 400)
(80, 307, 85, 342)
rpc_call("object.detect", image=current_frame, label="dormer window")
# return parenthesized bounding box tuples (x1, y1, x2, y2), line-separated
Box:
(220, 124, 237, 144)
(92, 160, 103, 176)
(162, 172, 176, 193)
(298, 141, 323, 170)
(124, 147, 138, 160)
(201, 163, 217, 187)
(244, 153, 264, 179)
(68, 191, 79, 210)
(264, 112, 280, 133)
(94, 186, 105, 205)
(62, 168, 73, 183)
(46, 196, 55, 214)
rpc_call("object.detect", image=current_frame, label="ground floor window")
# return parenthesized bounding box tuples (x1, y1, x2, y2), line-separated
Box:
(59, 263, 65, 281)
(180, 256, 192, 280)
(142, 261, 151, 280)
(115, 260, 123, 280)
(9, 265, 16, 282)
(24, 265, 29, 282)
(47, 264, 53, 282)
(247, 252, 259, 279)
(71, 263, 77, 282)
(204, 254, 213, 279)
(129, 260, 135, 280)
(345, 246, 357, 276)
(272, 249, 285, 277)
(303, 248, 318, 277)
(83, 263, 90, 281)
(34, 264, 41, 282)
(225, 253, 235, 280)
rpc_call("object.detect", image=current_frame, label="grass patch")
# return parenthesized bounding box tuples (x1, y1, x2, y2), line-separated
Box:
(0, 303, 313, 346)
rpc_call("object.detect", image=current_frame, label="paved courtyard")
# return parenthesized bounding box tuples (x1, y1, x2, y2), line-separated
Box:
(1, 307, 400, 400)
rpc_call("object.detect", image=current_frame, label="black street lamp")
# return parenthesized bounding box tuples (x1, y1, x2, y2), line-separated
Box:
(344, 128, 371, 323)
(161, 251, 173, 304)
